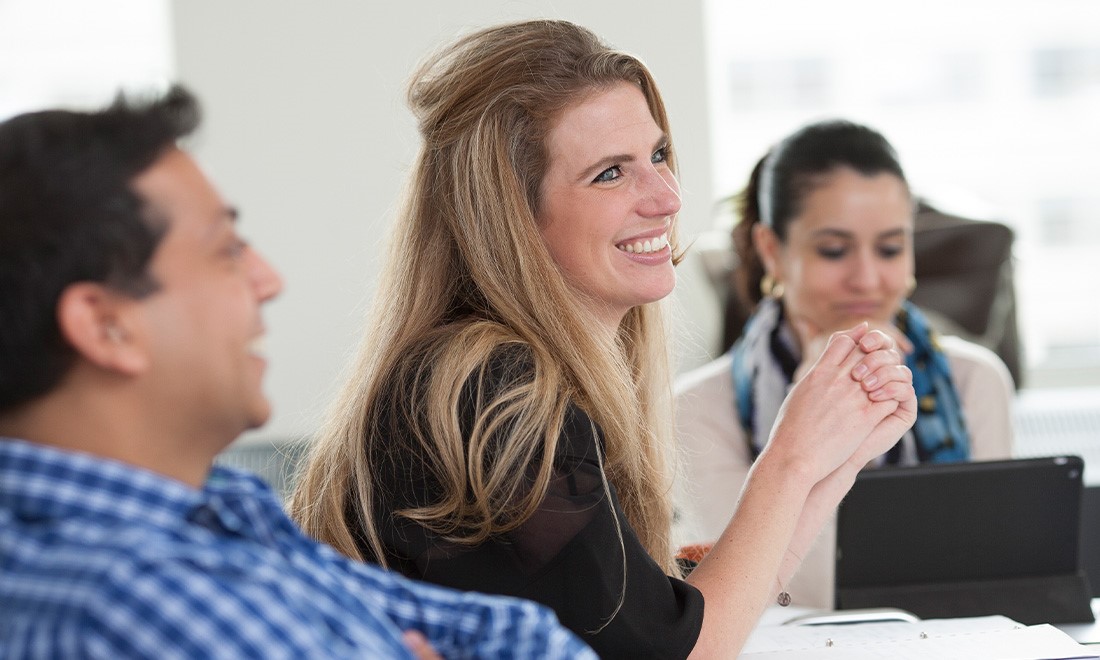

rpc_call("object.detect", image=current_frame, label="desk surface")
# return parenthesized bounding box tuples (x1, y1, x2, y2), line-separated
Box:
(750, 606, 1098, 658)
(1056, 598, 1100, 644)
(760, 598, 1100, 645)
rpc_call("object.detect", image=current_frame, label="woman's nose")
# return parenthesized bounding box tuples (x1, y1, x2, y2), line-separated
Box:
(638, 167, 681, 218)
(848, 251, 880, 290)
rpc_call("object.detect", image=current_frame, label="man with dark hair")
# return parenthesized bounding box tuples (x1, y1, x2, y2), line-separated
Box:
(0, 87, 595, 659)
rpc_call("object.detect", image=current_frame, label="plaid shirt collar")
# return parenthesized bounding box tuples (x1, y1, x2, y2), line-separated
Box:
(0, 437, 279, 543)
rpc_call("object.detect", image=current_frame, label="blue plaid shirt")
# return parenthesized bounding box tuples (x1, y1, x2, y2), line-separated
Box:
(0, 438, 596, 659)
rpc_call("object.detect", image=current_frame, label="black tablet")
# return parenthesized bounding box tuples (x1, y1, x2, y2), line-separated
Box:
(835, 456, 1093, 624)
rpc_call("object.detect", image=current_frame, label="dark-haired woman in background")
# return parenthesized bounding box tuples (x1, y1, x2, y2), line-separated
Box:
(675, 119, 1014, 608)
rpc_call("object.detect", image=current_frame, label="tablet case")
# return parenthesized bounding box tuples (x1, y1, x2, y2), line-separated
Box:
(835, 456, 1094, 624)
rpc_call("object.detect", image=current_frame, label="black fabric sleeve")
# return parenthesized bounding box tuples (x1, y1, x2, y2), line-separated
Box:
(372, 353, 704, 658)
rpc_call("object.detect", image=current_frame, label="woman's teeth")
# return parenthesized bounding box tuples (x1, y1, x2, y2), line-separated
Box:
(617, 233, 668, 254)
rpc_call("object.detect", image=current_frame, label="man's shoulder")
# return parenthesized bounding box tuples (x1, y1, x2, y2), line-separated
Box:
(3, 496, 291, 596)
(0, 518, 216, 630)
(0, 526, 408, 658)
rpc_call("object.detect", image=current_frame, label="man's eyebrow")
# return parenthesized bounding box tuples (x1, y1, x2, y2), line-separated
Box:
(201, 205, 241, 241)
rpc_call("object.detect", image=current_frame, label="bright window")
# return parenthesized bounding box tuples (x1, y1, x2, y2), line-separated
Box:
(705, 0, 1100, 388)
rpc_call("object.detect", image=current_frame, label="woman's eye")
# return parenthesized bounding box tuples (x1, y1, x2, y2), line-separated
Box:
(225, 238, 248, 259)
(652, 147, 668, 164)
(593, 166, 622, 183)
(816, 246, 847, 260)
(878, 244, 904, 259)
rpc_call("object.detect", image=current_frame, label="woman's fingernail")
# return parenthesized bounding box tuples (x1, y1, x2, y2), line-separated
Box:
(853, 364, 869, 379)
(863, 375, 878, 388)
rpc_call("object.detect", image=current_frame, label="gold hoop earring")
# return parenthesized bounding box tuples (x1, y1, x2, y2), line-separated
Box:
(906, 275, 917, 297)
(760, 273, 785, 299)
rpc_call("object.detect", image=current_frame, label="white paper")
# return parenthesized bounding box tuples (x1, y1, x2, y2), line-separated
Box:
(741, 616, 1099, 659)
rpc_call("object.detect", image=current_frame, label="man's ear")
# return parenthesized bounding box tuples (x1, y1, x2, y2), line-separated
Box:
(751, 223, 783, 281)
(56, 283, 149, 376)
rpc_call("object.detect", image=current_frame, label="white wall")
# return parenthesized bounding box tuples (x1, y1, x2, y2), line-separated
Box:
(171, 1, 718, 444)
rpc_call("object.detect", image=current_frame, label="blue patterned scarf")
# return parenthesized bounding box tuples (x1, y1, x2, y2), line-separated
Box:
(731, 298, 970, 465)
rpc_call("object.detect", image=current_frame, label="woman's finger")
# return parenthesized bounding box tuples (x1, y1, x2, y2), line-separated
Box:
(851, 349, 904, 387)
(819, 323, 869, 367)
(867, 377, 914, 402)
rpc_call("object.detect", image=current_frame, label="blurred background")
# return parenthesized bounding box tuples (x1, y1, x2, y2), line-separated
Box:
(2, 0, 1097, 487)
(705, 0, 1100, 390)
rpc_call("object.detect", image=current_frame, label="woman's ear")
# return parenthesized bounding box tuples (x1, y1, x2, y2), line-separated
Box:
(56, 283, 149, 376)
(751, 223, 783, 281)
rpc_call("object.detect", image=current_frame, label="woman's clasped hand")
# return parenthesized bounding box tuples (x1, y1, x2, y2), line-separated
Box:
(767, 323, 917, 483)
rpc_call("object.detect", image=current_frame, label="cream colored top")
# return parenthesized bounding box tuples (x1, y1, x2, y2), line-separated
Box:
(673, 335, 1015, 609)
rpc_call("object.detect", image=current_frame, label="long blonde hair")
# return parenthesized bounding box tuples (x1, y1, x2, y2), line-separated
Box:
(289, 19, 681, 575)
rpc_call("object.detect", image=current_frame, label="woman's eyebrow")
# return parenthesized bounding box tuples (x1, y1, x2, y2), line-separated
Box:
(808, 227, 908, 240)
(575, 132, 669, 183)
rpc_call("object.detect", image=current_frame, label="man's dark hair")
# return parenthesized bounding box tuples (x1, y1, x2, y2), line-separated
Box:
(0, 85, 200, 411)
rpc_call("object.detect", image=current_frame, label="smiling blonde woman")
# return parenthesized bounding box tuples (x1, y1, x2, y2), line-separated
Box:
(290, 21, 917, 658)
